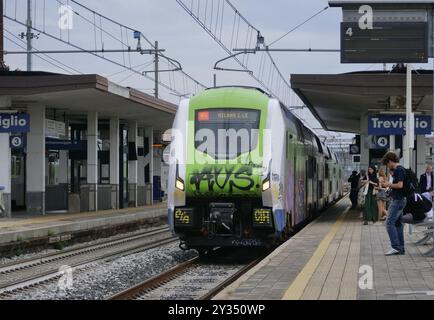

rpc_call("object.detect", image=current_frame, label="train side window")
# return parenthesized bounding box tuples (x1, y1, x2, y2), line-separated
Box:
(325, 164, 330, 179)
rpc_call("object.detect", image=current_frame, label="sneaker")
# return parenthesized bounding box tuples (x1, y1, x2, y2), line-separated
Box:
(363, 221, 369, 225)
(385, 248, 400, 256)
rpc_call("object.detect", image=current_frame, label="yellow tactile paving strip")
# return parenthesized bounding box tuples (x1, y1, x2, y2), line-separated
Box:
(282, 210, 351, 300)
(0, 203, 167, 229)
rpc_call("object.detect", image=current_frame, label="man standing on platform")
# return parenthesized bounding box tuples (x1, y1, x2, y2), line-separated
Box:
(419, 165, 433, 194)
(348, 171, 360, 210)
(382, 152, 407, 256)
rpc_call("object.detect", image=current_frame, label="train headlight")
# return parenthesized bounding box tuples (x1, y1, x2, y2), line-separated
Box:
(262, 179, 270, 192)
(176, 178, 185, 191)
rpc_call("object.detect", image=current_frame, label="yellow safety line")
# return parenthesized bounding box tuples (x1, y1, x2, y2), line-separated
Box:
(282, 211, 347, 300)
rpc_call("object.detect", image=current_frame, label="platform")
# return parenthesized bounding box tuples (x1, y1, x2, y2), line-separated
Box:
(215, 198, 434, 300)
(0, 203, 167, 247)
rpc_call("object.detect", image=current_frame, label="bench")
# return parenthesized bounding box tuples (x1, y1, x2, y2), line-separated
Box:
(407, 219, 434, 257)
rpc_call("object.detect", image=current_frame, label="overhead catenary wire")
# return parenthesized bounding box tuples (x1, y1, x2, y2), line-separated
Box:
(4, 28, 82, 74)
(176, 0, 292, 107)
(3, 0, 207, 100)
(4, 34, 79, 74)
(268, 6, 329, 47)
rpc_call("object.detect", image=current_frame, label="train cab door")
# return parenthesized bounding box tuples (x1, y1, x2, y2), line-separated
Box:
(286, 131, 297, 228)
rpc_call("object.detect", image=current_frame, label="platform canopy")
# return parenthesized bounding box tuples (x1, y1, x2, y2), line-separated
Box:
(0, 71, 177, 130)
(291, 70, 434, 134)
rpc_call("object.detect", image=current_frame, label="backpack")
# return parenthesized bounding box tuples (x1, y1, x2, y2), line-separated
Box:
(404, 193, 431, 221)
(403, 168, 419, 197)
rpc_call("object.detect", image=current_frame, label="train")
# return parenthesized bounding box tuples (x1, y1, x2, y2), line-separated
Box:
(167, 86, 344, 253)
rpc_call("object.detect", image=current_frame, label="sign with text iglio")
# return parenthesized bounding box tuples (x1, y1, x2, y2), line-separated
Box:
(0, 113, 30, 133)
(368, 115, 431, 136)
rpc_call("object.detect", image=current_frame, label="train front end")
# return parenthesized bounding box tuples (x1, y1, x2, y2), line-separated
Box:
(168, 87, 277, 250)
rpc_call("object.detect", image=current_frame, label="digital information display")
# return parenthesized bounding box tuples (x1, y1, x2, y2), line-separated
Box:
(341, 22, 428, 63)
(197, 109, 260, 123)
(253, 209, 273, 228)
(174, 208, 194, 227)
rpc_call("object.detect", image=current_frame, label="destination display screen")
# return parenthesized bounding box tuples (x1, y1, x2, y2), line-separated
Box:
(341, 22, 428, 63)
(196, 109, 260, 123)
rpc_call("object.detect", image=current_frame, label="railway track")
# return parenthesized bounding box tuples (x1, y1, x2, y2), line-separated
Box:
(0, 226, 177, 297)
(108, 251, 265, 300)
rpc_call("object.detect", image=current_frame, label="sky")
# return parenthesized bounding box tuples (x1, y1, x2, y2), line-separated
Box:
(5, 0, 430, 142)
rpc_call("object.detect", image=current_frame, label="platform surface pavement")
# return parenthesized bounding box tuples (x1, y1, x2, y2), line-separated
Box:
(0, 203, 168, 244)
(215, 198, 434, 300)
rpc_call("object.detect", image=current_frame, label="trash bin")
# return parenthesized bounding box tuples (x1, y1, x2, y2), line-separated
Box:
(145, 184, 153, 205)
(153, 176, 162, 202)
(68, 193, 81, 214)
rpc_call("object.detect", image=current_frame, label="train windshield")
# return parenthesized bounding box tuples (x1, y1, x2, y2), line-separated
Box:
(195, 108, 261, 159)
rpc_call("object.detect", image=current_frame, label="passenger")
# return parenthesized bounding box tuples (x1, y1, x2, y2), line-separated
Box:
(419, 165, 434, 194)
(358, 170, 368, 212)
(381, 152, 407, 256)
(362, 166, 379, 225)
(348, 171, 360, 210)
(376, 168, 388, 221)
(402, 192, 433, 224)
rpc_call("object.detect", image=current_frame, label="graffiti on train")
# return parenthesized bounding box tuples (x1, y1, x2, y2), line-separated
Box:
(189, 165, 260, 194)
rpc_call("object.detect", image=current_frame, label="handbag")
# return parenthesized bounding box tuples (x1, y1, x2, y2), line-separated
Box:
(363, 183, 369, 196)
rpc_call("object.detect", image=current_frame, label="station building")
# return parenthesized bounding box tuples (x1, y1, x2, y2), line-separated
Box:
(0, 71, 176, 218)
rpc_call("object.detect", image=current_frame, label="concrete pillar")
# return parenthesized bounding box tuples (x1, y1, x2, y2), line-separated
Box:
(416, 135, 426, 177)
(389, 135, 395, 152)
(360, 134, 370, 171)
(144, 127, 154, 205)
(128, 121, 138, 207)
(85, 111, 98, 212)
(110, 117, 119, 210)
(0, 133, 11, 217)
(26, 105, 46, 215)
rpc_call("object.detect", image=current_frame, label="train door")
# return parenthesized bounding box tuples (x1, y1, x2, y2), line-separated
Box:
(324, 163, 329, 205)
(306, 156, 315, 218)
(296, 141, 306, 224)
(317, 161, 324, 210)
(11, 152, 26, 210)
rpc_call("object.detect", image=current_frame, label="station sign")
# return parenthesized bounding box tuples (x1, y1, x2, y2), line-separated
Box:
(368, 115, 431, 136)
(46, 119, 66, 138)
(0, 113, 30, 133)
(341, 22, 429, 63)
(46, 138, 87, 151)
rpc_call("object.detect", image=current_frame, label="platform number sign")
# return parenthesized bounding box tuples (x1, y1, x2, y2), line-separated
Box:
(376, 136, 389, 149)
(10, 134, 26, 149)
